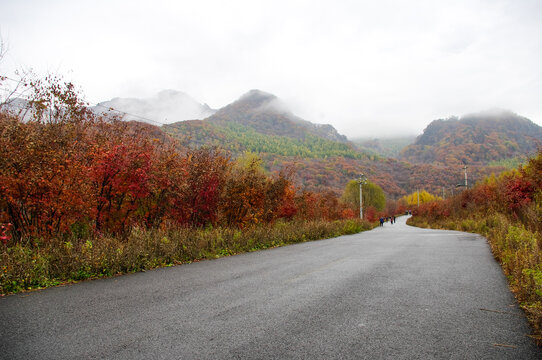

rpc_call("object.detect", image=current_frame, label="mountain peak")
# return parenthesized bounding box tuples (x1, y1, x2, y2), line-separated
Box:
(241, 89, 276, 99)
(462, 108, 515, 119)
(236, 89, 278, 109)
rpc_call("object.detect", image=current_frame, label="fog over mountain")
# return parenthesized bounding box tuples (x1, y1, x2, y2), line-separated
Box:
(94, 90, 216, 124)
(206, 89, 349, 143)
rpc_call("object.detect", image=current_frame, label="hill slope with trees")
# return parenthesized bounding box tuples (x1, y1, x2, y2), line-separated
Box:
(162, 92, 509, 199)
(399, 110, 542, 166)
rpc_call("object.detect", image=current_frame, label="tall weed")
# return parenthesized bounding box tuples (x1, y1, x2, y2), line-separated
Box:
(0, 219, 375, 294)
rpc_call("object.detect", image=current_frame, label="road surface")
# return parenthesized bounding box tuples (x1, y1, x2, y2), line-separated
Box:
(1, 216, 540, 359)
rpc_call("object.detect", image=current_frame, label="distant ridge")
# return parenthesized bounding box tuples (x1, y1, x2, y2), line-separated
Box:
(94, 90, 216, 124)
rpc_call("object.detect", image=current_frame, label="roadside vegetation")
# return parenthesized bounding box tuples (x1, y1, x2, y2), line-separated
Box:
(1, 219, 373, 294)
(408, 150, 542, 343)
(0, 75, 377, 294)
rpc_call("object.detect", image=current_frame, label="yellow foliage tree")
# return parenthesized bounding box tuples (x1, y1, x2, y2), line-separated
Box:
(400, 190, 442, 206)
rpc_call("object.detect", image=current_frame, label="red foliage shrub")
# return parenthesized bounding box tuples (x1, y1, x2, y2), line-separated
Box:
(0, 223, 12, 245)
(365, 206, 378, 222)
(341, 208, 356, 219)
(90, 143, 152, 233)
(276, 184, 298, 220)
(472, 182, 497, 208)
(504, 176, 533, 210)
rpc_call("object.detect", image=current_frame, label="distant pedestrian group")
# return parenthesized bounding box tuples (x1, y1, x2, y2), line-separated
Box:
(379, 216, 396, 227)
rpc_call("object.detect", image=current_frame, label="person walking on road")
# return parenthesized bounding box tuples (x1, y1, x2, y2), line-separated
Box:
(379, 217, 384, 227)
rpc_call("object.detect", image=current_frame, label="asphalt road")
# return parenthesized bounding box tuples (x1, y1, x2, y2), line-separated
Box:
(1, 216, 540, 359)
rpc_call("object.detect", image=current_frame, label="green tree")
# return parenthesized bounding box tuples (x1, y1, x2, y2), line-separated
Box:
(341, 180, 386, 212)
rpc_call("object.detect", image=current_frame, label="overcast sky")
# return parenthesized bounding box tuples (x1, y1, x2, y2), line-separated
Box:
(1, 0, 541, 137)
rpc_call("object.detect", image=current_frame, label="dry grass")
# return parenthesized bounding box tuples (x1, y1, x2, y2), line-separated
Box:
(0, 219, 375, 295)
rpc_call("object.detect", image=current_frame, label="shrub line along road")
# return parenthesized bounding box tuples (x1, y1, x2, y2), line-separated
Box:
(1, 216, 540, 359)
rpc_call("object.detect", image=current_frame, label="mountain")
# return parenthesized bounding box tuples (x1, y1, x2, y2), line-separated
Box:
(162, 90, 506, 199)
(399, 110, 542, 166)
(91, 89, 530, 198)
(164, 90, 357, 159)
(206, 90, 348, 143)
(94, 90, 216, 124)
(5, 87, 522, 198)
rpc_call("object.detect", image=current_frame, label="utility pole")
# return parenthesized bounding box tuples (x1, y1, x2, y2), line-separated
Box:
(358, 173, 367, 220)
(417, 189, 420, 208)
(464, 165, 468, 189)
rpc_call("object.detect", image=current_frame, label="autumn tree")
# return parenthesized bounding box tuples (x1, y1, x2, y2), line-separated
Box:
(262, 170, 297, 221)
(341, 179, 386, 213)
(173, 148, 230, 227)
(89, 139, 152, 234)
(400, 190, 442, 207)
(0, 77, 95, 239)
(220, 153, 267, 226)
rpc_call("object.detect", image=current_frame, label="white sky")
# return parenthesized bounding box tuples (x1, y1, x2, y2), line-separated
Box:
(1, 0, 541, 138)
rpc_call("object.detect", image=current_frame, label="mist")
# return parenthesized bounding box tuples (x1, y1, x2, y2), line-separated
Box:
(94, 90, 216, 125)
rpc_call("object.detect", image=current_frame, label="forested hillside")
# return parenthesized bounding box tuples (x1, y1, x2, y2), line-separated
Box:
(162, 93, 510, 199)
(399, 110, 542, 166)
(264, 155, 505, 198)
(163, 127, 504, 199)
(165, 121, 364, 160)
